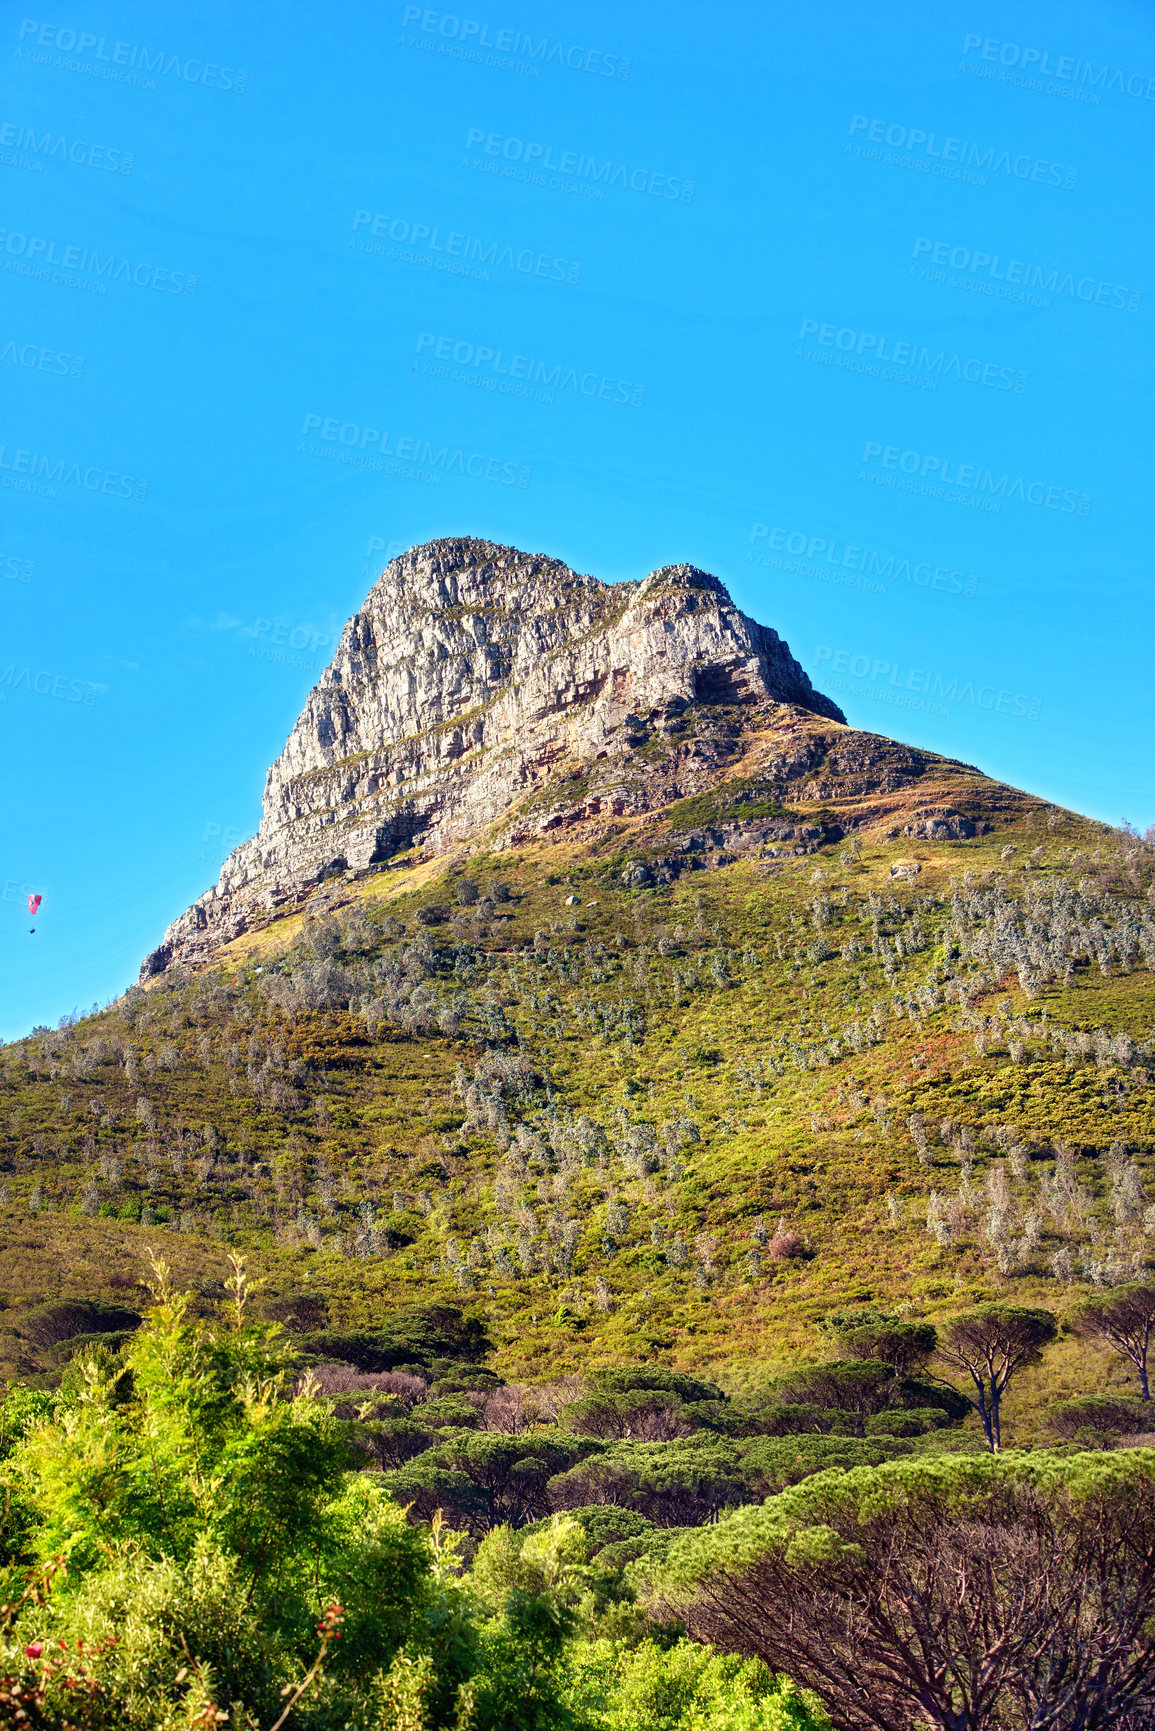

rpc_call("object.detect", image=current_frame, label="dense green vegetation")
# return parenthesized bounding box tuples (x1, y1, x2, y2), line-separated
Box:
(0, 1269, 833, 1729)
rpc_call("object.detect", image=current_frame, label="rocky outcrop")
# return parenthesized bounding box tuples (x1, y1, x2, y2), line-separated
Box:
(141, 538, 844, 975)
(902, 809, 988, 841)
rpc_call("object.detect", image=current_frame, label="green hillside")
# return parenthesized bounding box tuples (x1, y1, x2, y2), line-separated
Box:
(2, 699, 1153, 1441)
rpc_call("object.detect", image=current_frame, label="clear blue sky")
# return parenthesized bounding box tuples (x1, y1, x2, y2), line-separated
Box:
(2, 0, 1153, 1037)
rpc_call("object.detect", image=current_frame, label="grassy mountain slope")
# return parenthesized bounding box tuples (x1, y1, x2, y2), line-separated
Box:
(2, 698, 1153, 1442)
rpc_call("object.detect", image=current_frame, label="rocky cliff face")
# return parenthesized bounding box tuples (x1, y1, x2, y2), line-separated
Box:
(142, 537, 845, 975)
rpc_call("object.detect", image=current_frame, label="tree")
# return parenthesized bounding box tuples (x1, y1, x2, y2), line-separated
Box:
(470, 1513, 591, 1614)
(934, 1305, 1056, 1450)
(1071, 1282, 1155, 1402)
(383, 1432, 593, 1532)
(261, 1290, 329, 1332)
(9, 1263, 357, 1588)
(825, 1312, 938, 1379)
(646, 1450, 1155, 1731)
(564, 1636, 830, 1731)
(471, 1590, 575, 1731)
(770, 1360, 897, 1417)
(357, 1416, 436, 1470)
(548, 1437, 751, 1527)
(559, 1390, 696, 1442)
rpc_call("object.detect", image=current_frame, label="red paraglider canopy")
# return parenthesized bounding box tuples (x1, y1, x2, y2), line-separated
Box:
(28, 894, 41, 917)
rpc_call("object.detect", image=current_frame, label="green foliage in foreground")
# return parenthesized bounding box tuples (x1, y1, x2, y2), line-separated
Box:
(565, 1641, 829, 1731)
(0, 1267, 827, 1730)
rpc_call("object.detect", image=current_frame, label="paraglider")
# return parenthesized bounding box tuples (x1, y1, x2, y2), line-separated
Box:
(28, 892, 40, 933)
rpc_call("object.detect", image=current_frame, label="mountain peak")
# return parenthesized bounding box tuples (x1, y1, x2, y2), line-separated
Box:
(142, 539, 844, 975)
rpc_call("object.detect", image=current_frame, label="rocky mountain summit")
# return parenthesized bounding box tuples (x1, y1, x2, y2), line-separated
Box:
(141, 537, 1007, 977)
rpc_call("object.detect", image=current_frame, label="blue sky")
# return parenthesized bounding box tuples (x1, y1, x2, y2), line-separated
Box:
(1, 0, 1152, 1036)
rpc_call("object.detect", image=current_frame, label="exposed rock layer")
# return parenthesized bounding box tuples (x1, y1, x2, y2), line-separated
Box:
(142, 539, 846, 973)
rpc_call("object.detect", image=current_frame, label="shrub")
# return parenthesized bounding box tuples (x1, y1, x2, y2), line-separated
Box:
(590, 1366, 725, 1405)
(822, 1313, 937, 1378)
(1043, 1395, 1150, 1442)
(768, 1360, 896, 1416)
(767, 1231, 807, 1261)
(0, 1259, 474, 1728)
(12, 1300, 141, 1352)
(262, 1290, 329, 1332)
